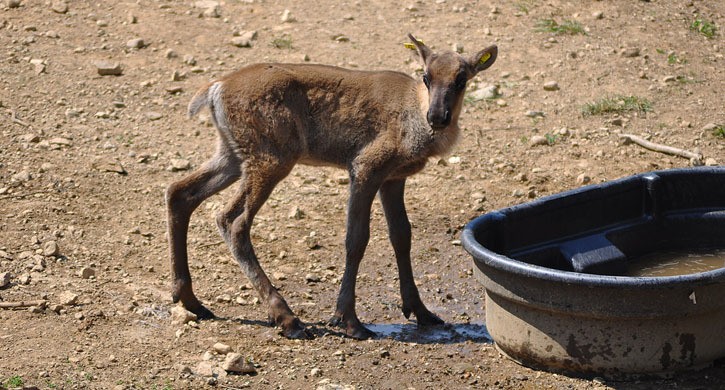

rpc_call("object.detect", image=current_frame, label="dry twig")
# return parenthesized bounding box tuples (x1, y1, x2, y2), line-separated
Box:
(619, 133, 703, 165)
(0, 300, 47, 309)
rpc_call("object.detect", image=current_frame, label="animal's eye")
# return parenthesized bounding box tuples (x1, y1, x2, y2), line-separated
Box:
(422, 74, 431, 88)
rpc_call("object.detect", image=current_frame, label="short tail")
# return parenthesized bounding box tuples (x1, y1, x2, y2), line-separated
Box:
(188, 81, 214, 118)
(187, 81, 229, 135)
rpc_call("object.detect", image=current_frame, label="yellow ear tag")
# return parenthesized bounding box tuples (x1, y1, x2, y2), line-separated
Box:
(404, 40, 425, 51)
(479, 52, 492, 65)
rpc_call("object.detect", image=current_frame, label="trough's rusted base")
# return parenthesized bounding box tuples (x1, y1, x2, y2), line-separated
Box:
(485, 291, 725, 380)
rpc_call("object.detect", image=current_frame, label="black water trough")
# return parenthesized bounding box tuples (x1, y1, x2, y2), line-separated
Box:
(461, 167, 725, 379)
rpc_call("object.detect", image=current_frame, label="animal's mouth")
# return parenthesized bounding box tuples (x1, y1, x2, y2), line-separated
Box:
(430, 124, 448, 131)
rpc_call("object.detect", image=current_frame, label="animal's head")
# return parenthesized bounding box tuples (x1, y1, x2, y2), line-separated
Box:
(407, 33, 497, 129)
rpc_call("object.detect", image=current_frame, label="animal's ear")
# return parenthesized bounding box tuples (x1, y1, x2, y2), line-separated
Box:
(468, 45, 498, 74)
(406, 33, 432, 65)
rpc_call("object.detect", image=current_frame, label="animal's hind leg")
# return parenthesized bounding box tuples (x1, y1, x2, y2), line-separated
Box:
(166, 142, 240, 319)
(379, 179, 444, 326)
(216, 157, 307, 338)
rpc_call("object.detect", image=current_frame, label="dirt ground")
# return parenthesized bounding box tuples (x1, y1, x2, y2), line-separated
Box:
(1, 0, 724, 389)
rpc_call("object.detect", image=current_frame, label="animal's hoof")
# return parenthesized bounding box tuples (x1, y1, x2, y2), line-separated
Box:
(416, 309, 444, 326)
(329, 315, 376, 340)
(189, 304, 216, 320)
(281, 318, 312, 340)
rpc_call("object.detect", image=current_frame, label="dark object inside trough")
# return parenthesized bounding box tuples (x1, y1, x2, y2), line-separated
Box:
(461, 167, 725, 379)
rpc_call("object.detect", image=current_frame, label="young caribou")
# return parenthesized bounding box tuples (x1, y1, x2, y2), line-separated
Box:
(166, 34, 498, 339)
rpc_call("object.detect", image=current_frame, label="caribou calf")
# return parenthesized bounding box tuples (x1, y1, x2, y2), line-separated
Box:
(166, 34, 497, 339)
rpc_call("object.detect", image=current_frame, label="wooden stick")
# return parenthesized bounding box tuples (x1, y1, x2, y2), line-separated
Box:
(619, 133, 703, 165)
(0, 300, 47, 309)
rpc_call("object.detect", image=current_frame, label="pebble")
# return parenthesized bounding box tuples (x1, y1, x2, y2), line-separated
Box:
(281, 9, 295, 23)
(193, 361, 215, 377)
(525, 110, 545, 118)
(170, 159, 191, 171)
(91, 157, 127, 175)
(230, 36, 252, 48)
(305, 273, 321, 283)
(146, 112, 163, 121)
(213, 342, 232, 354)
(94, 61, 123, 76)
(0, 272, 10, 288)
(621, 47, 640, 58)
(80, 267, 95, 279)
(222, 353, 256, 374)
(288, 205, 304, 219)
(48, 137, 72, 147)
(663, 75, 677, 82)
(43, 241, 60, 257)
(18, 273, 31, 285)
(592, 11, 604, 19)
(127, 38, 145, 49)
(170, 305, 197, 325)
(530, 135, 549, 146)
(543, 81, 560, 91)
(701, 123, 719, 132)
(576, 174, 591, 185)
(58, 291, 78, 306)
(7, 0, 21, 8)
(50, 0, 68, 14)
(705, 157, 719, 166)
(468, 85, 499, 101)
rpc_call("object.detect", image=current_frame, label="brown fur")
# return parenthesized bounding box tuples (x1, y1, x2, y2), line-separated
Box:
(166, 34, 497, 339)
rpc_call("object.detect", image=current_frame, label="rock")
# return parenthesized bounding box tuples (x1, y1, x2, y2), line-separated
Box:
(705, 157, 719, 166)
(702, 123, 719, 132)
(43, 241, 60, 257)
(94, 61, 123, 76)
(19, 133, 40, 143)
(50, 0, 68, 13)
(213, 342, 232, 355)
(288, 206, 304, 219)
(146, 112, 163, 121)
(543, 81, 560, 91)
(310, 367, 322, 377)
(80, 267, 95, 279)
(193, 361, 215, 377)
(222, 353, 256, 374)
(127, 38, 145, 49)
(592, 11, 604, 19)
(525, 110, 545, 118)
(171, 305, 197, 324)
(18, 273, 31, 285)
(281, 9, 295, 23)
(170, 159, 191, 171)
(92, 157, 127, 175)
(452, 42, 464, 53)
(58, 291, 79, 306)
(7, 0, 21, 8)
(30, 59, 46, 74)
(663, 75, 677, 83)
(468, 84, 499, 101)
(621, 47, 640, 57)
(0, 272, 11, 288)
(305, 234, 320, 250)
(48, 137, 72, 147)
(530, 135, 549, 146)
(230, 37, 252, 48)
(230, 30, 257, 48)
(166, 86, 183, 94)
(305, 273, 321, 283)
(576, 174, 591, 185)
(12, 170, 32, 182)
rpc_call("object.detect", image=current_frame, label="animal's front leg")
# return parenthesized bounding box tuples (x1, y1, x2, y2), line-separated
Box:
(329, 174, 381, 339)
(379, 179, 444, 326)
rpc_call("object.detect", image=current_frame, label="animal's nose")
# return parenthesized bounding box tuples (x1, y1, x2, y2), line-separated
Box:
(427, 109, 451, 127)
